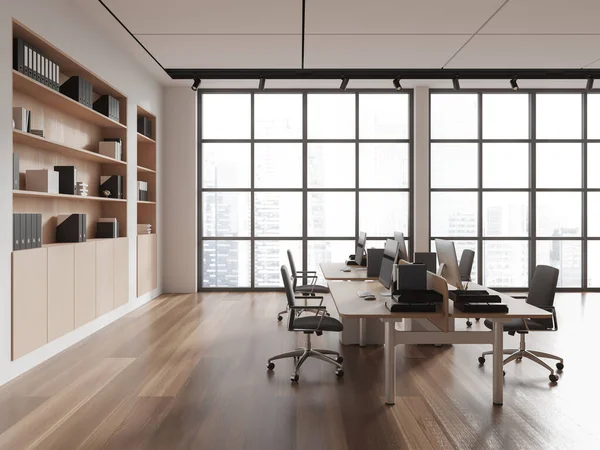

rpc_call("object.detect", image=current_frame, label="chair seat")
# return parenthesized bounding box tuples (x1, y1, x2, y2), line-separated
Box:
(294, 315, 343, 332)
(295, 284, 330, 294)
(483, 318, 548, 332)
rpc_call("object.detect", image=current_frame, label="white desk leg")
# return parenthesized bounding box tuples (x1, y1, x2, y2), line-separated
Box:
(384, 321, 396, 405)
(359, 318, 367, 347)
(493, 321, 504, 405)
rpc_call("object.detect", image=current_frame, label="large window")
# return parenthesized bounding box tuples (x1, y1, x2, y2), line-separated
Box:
(430, 91, 600, 289)
(200, 92, 412, 288)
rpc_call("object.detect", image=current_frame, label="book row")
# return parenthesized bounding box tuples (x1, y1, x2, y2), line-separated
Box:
(13, 37, 60, 91)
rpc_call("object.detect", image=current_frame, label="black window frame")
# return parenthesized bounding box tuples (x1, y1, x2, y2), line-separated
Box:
(198, 89, 414, 291)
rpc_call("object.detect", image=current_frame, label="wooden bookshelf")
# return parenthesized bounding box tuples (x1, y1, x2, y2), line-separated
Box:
(14, 190, 125, 202)
(137, 165, 156, 174)
(13, 130, 126, 166)
(13, 71, 126, 130)
(137, 132, 156, 145)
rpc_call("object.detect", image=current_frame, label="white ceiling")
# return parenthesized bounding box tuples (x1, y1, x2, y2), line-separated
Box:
(97, 0, 600, 84)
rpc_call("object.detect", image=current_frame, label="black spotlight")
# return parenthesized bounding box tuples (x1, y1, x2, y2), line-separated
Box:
(452, 76, 460, 90)
(191, 77, 201, 91)
(258, 76, 266, 91)
(393, 78, 402, 91)
(510, 77, 519, 91)
(340, 77, 349, 90)
(587, 76, 594, 92)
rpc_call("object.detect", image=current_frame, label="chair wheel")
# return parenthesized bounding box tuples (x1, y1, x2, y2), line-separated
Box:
(503, 371, 506, 377)
(291, 373, 299, 382)
(335, 369, 344, 378)
(478, 356, 485, 364)
(475, 318, 480, 321)
(336, 356, 344, 364)
(466, 320, 472, 327)
(277, 315, 283, 322)
(267, 362, 275, 371)
(556, 362, 564, 371)
(549, 374, 559, 382)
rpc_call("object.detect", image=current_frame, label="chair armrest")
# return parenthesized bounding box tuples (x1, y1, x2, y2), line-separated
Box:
(539, 306, 558, 331)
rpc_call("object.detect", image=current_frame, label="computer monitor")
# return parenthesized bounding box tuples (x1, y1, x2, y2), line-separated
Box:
(355, 231, 367, 265)
(379, 239, 400, 290)
(434, 239, 464, 289)
(393, 231, 409, 262)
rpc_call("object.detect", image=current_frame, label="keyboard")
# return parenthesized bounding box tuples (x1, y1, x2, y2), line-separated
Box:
(357, 291, 376, 299)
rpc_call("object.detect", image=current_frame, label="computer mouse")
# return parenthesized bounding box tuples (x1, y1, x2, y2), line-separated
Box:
(341, 268, 351, 272)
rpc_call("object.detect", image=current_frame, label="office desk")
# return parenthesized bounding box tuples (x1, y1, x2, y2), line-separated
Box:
(327, 280, 552, 406)
(319, 262, 376, 281)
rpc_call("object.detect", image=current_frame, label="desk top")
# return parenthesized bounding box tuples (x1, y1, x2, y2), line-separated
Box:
(320, 262, 377, 281)
(327, 280, 552, 321)
(448, 283, 552, 320)
(327, 281, 444, 319)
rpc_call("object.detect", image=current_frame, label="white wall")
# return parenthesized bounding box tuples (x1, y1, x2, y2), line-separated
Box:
(0, 0, 163, 385)
(162, 88, 198, 292)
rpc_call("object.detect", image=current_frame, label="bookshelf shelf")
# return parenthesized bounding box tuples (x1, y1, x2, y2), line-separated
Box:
(137, 200, 156, 205)
(13, 130, 126, 166)
(13, 71, 126, 130)
(137, 165, 156, 174)
(13, 190, 126, 203)
(137, 132, 155, 145)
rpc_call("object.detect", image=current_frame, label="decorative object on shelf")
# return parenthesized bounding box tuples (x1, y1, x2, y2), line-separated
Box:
(75, 182, 88, 197)
(59, 75, 93, 108)
(53, 165, 77, 195)
(99, 175, 123, 199)
(137, 181, 148, 201)
(12, 107, 30, 132)
(13, 213, 42, 250)
(30, 129, 44, 138)
(26, 169, 59, 193)
(56, 213, 86, 243)
(137, 224, 152, 235)
(93, 94, 120, 122)
(13, 37, 60, 90)
(13, 153, 19, 190)
(102, 189, 111, 197)
(97, 218, 119, 238)
(99, 138, 122, 160)
(137, 116, 152, 138)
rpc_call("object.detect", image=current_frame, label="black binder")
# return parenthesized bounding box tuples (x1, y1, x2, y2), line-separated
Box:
(13, 38, 25, 74)
(25, 213, 32, 249)
(80, 213, 87, 242)
(60, 76, 93, 108)
(20, 213, 26, 249)
(100, 175, 123, 199)
(36, 214, 42, 247)
(94, 95, 120, 122)
(138, 116, 153, 138)
(13, 153, 19, 190)
(96, 221, 118, 238)
(57, 214, 83, 243)
(54, 166, 77, 195)
(13, 214, 20, 251)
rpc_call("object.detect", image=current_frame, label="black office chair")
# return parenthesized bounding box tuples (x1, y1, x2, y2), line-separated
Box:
(267, 265, 344, 382)
(478, 265, 563, 382)
(276, 250, 330, 321)
(458, 249, 477, 327)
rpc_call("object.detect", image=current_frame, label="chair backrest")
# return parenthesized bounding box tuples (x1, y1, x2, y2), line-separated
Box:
(286, 250, 298, 290)
(458, 249, 475, 282)
(281, 265, 297, 330)
(527, 265, 559, 309)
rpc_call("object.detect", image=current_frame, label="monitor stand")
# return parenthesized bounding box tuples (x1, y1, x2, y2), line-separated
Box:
(380, 288, 392, 297)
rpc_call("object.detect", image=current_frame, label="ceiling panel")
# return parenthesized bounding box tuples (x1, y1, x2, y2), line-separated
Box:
(481, 0, 600, 34)
(102, 0, 301, 34)
(138, 35, 301, 68)
(305, 0, 505, 34)
(446, 35, 600, 68)
(305, 35, 470, 68)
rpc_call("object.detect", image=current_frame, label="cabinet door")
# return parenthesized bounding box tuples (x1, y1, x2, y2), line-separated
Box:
(113, 238, 129, 308)
(137, 235, 150, 296)
(12, 248, 48, 359)
(74, 241, 96, 327)
(150, 234, 157, 291)
(48, 245, 74, 341)
(96, 239, 114, 316)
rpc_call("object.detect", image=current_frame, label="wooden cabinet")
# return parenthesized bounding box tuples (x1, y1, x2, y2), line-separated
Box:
(12, 248, 48, 360)
(74, 242, 96, 328)
(113, 238, 129, 308)
(96, 239, 114, 317)
(48, 245, 74, 341)
(137, 234, 157, 296)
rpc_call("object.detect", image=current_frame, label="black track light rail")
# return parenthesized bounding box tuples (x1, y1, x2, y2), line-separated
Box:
(168, 68, 600, 81)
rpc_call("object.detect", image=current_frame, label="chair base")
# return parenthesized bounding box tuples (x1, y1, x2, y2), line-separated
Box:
(267, 334, 343, 381)
(480, 333, 563, 381)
